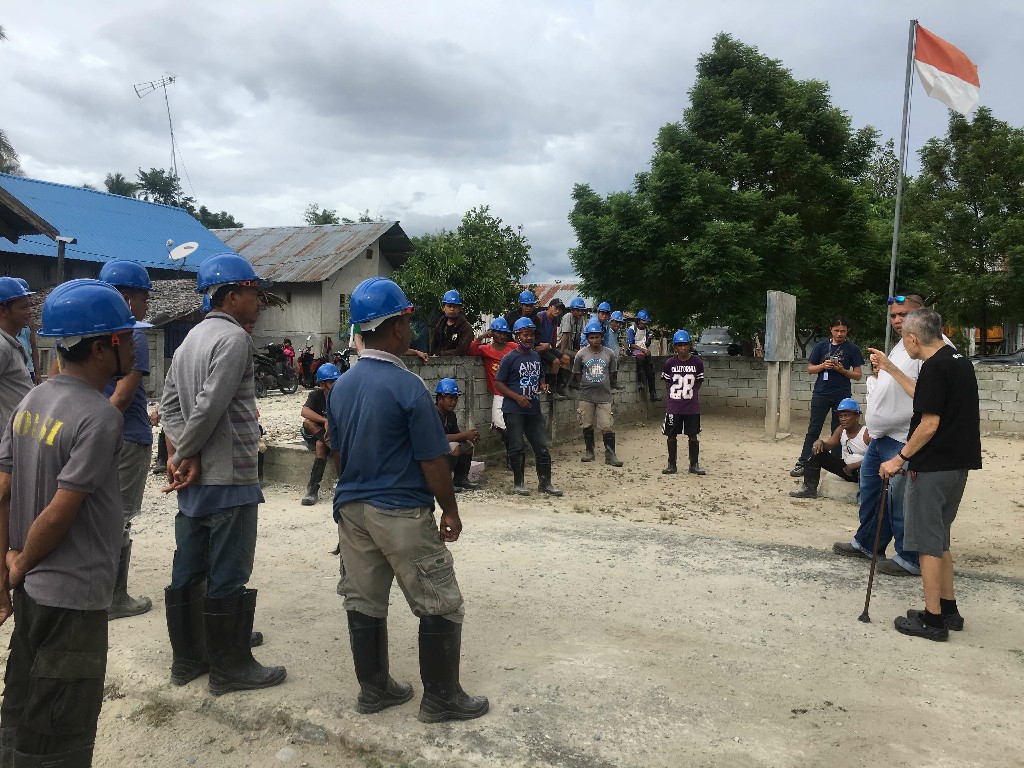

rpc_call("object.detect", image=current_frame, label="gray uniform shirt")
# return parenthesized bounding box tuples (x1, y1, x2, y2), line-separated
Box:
(0, 328, 32, 434)
(0, 375, 123, 610)
(572, 346, 617, 404)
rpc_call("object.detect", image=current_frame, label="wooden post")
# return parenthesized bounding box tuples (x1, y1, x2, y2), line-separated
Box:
(765, 362, 780, 440)
(778, 360, 792, 432)
(764, 291, 796, 440)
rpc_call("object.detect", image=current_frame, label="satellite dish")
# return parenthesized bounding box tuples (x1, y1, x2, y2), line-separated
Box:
(169, 242, 198, 261)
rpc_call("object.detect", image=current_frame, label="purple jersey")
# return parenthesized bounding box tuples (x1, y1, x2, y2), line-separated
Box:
(662, 355, 704, 415)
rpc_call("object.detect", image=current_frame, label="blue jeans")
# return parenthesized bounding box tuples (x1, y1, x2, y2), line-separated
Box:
(503, 412, 550, 463)
(170, 505, 258, 598)
(853, 437, 919, 571)
(798, 392, 845, 463)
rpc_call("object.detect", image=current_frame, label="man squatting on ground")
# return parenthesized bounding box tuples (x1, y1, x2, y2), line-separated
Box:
(328, 277, 488, 722)
(878, 308, 981, 641)
(832, 292, 944, 577)
(160, 253, 286, 696)
(98, 261, 158, 620)
(468, 317, 516, 461)
(494, 317, 563, 497)
(299, 362, 342, 506)
(573, 320, 623, 466)
(661, 330, 706, 475)
(0, 279, 149, 767)
(790, 398, 870, 499)
(434, 378, 482, 491)
(428, 290, 473, 357)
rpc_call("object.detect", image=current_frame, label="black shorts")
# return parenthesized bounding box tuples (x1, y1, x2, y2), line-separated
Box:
(300, 425, 329, 452)
(663, 413, 701, 437)
(538, 348, 560, 365)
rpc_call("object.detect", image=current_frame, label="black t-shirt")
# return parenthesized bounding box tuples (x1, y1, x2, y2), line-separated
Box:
(304, 388, 327, 418)
(437, 406, 459, 437)
(908, 345, 982, 472)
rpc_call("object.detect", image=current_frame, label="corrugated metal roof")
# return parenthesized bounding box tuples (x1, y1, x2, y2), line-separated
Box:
(0, 173, 235, 271)
(0, 184, 59, 243)
(529, 282, 595, 309)
(213, 222, 413, 283)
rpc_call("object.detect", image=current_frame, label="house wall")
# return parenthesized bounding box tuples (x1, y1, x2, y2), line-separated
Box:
(321, 242, 395, 343)
(250, 282, 324, 350)
(1, 254, 99, 287)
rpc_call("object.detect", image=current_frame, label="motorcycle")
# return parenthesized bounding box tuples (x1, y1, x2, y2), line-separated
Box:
(298, 335, 327, 389)
(254, 343, 299, 397)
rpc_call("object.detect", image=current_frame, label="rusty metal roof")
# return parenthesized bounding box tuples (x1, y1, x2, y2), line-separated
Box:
(529, 282, 595, 309)
(213, 222, 413, 283)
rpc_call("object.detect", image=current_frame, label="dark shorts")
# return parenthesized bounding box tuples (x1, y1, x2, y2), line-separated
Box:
(300, 425, 329, 452)
(663, 413, 701, 437)
(903, 469, 969, 557)
(538, 348, 560, 365)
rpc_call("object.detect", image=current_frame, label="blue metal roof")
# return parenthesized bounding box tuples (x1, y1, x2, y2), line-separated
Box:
(0, 173, 236, 272)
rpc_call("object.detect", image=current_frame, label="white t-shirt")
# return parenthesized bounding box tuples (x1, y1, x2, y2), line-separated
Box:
(865, 336, 953, 443)
(840, 425, 869, 466)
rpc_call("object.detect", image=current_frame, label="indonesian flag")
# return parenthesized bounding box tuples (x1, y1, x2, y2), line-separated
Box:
(914, 25, 980, 116)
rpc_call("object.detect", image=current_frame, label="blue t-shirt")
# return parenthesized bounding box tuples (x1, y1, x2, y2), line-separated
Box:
(496, 346, 543, 415)
(808, 339, 864, 398)
(103, 329, 152, 445)
(16, 327, 33, 375)
(328, 352, 450, 519)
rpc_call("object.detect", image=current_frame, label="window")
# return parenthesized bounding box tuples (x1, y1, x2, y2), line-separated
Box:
(338, 293, 349, 337)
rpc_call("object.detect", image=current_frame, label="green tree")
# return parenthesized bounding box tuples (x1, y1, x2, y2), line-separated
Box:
(304, 203, 341, 225)
(904, 107, 1024, 338)
(569, 34, 891, 351)
(135, 167, 185, 206)
(104, 171, 139, 198)
(0, 26, 23, 175)
(195, 206, 243, 229)
(393, 205, 531, 324)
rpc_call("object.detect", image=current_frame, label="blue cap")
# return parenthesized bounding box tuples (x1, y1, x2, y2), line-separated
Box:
(569, 297, 587, 310)
(442, 289, 462, 306)
(99, 261, 154, 292)
(349, 277, 414, 330)
(519, 290, 538, 305)
(513, 317, 535, 332)
(637, 309, 650, 322)
(316, 363, 342, 382)
(39, 279, 152, 342)
(584, 320, 604, 335)
(0, 276, 34, 304)
(435, 378, 463, 396)
(597, 302, 612, 313)
(196, 253, 270, 293)
(672, 329, 691, 344)
(489, 317, 511, 333)
(837, 398, 862, 413)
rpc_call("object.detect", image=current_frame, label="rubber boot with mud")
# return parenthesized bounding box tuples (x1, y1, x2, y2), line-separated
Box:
(555, 368, 571, 398)
(688, 441, 707, 476)
(108, 541, 153, 619)
(301, 458, 327, 505)
(511, 453, 530, 496)
(789, 481, 818, 498)
(166, 581, 209, 685)
(11, 746, 94, 767)
(581, 428, 595, 462)
(205, 589, 287, 696)
(662, 440, 678, 475)
(347, 611, 414, 714)
(537, 459, 563, 496)
(603, 432, 623, 467)
(547, 373, 566, 401)
(417, 615, 489, 723)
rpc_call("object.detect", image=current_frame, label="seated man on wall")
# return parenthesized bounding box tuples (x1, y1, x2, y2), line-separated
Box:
(300, 363, 343, 506)
(434, 378, 481, 492)
(790, 398, 870, 499)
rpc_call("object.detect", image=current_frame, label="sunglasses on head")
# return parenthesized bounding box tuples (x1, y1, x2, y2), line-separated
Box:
(887, 296, 909, 305)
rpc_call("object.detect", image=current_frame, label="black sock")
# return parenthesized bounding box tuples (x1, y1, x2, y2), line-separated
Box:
(922, 610, 946, 629)
(940, 598, 959, 615)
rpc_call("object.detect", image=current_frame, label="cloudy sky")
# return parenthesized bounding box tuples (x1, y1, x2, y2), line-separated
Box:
(3, 1, 1021, 281)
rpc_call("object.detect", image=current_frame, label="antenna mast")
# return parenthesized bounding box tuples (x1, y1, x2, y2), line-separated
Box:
(134, 74, 179, 179)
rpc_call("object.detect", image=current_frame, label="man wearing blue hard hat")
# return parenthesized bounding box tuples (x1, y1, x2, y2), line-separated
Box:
(0, 279, 149, 766)
(98, 260, 156, 621)
(790, 398, 870, 499)
(428, 289, 473, 357)
(328, 277, 488, 723)
(434, 378, 481, 491)
(299, 362, 342, 506)
(160, 253, 286, 696)
(0, 277, 35, 435)
(10, 278, 39, 386)
(503, 288, 539, 337)
(629, 309, 661, 401)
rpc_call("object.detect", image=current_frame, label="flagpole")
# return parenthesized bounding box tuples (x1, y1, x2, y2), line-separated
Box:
(885, 19, 918, 353)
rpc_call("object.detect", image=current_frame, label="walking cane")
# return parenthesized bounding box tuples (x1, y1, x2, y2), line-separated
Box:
(858, 476, 890, 623)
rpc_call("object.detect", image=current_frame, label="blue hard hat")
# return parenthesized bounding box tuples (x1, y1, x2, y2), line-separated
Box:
(673, 329, 692, 344)
(14, 278, 31, 292)
(518, 289, 538, 305)
(569, 297, 587, 310)
(0, 276, 34, 303)
(610, 310, 624, 322)
(837, 397, 862, 413)
(315, 363, 342, 383)
(584, 320, 604, 335)
(349, 277, 414, 329)
(597, 302, 612, 313)
(513, 317, 535, 332)
(39, 279, 152, 339)
(637, 309, 651, 322)
(442, 289, 462, 306)
(99, 261, 154, 292)
(196, 253, 270, 293)
(489, 317, 511, 333)
(435, 378, 463, 396)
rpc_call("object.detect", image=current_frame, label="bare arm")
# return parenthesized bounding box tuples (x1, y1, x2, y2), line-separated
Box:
(301, 406, 327, 426)
(6, 488, 87, 587)
(109, 370, 145, 412)
(816, 425, 845, 453)
(0, 472, 11, 624)
(867, 348, 916, 398)
(420, 455, 461, 542)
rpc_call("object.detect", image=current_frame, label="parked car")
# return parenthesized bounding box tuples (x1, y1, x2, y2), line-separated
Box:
(694, 326, 741, 357)
(970, 349, 1024, 366)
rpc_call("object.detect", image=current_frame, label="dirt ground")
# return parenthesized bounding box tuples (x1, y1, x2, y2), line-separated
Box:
(3, 391, 1023, 767)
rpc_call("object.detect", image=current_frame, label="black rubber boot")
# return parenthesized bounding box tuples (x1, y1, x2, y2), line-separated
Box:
(108, 541, 153, 620)
(165, 581, 209, 685)
(537, 459, 563, 496)
(688, 441, 706, 475)
(205, 589, 287, 696)
(547, 374, 566, 400)
(581, 428, 595, 462)
(347, 611, 414, 714)
(511, 453, 530, 496)
(789, 481, 818, 498)
(11, 746, 94, 767)
(662, 440, 678, 474)
(417, 616, 489, 723)
(603, 433, 623, 467)
(301, 458, 327, 506)
(555, 368, 570, 397)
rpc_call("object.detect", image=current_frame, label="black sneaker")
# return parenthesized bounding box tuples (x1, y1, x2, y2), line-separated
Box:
(876, 559, 916, 577)
(832, 541, 870, 559)
(894, 614, 949, 642)
(789, 462, 805, 478)
(906, 609, 964, 632)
